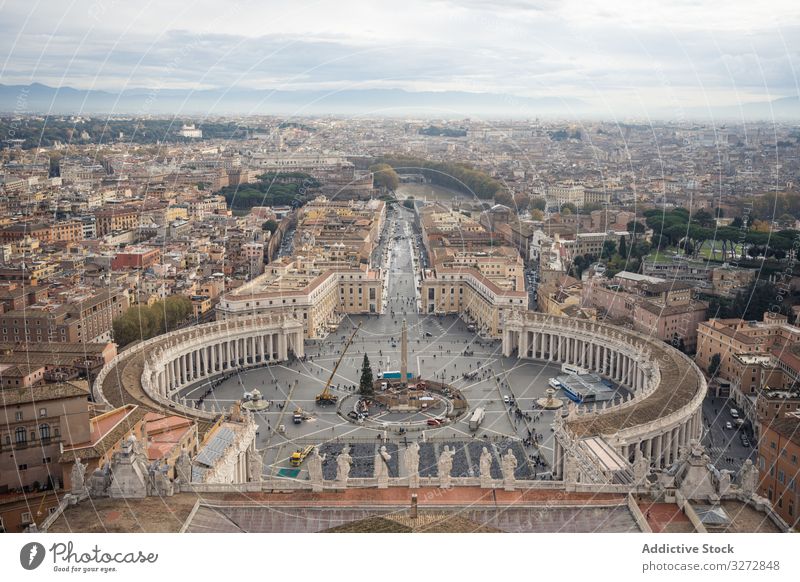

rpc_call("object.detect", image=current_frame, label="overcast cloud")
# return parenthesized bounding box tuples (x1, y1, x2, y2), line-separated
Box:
(0, 0, 798, 113)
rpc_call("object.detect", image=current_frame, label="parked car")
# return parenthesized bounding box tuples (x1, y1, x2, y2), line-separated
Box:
(724, 421, 733, 430)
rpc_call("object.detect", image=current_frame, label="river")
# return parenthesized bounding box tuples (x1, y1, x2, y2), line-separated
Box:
(396, 183, 479, 203)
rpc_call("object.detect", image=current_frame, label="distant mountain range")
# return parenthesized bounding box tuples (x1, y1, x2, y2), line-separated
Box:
(0, 83, 797, 120)
(0, 83, 588, 117)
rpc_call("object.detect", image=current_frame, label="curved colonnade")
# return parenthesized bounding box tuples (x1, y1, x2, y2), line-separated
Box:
(503, 312, 707, 480)
(94, 315, 304, 421)
(95, 307, 706, 487)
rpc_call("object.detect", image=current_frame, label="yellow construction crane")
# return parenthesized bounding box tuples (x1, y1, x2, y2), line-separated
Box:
(316, 322, 362, 405)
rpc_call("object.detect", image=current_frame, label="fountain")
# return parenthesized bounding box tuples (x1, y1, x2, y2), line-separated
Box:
(536, 387, 564, 410)
(241, 388, 270, 411)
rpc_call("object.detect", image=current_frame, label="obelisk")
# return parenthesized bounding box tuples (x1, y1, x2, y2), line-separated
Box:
(400, 318, 408, 387)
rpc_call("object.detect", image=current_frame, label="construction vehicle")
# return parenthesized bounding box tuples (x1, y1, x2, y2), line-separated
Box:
(290, 445, 314, 467)
(316, 322, 362, 405)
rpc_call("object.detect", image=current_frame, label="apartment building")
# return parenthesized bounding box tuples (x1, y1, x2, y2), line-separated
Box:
(696, 313, 800, 424)
(0, 287, 129, 344)
(757, 412, 800, 529)
(93, 207, 139, 236)
(582, 271, 708, 351)
(0, 381, 91, 494)
(217, 259, 383, 338)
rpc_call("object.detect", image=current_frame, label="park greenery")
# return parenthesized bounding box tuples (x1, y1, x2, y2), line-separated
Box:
(749, 191, 800, 222)
(217, 172, 320, 210)
(368, 163, 400, 191)
(644, 208, 799, 260)
(112, 295, 193, 347)
(419, 125, 467, 137)
(374, 155, 506, 200)
(0, 117, 249, 150)
(703, 279, 789, 320)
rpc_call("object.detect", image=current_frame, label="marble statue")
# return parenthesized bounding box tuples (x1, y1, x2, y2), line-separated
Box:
(479, 447, 493, 488)
(152, 462, 174, 496)
(336, 446, 352, 484)
(175, 450, 192, 484)
(374, 445, 391, 488)
(88, 465, 110, 497)
(718, 469, 732, 496)
(740, 459, 758, 496)
(404, 442, 420, 488)
(633, 448, 650, 483)
(437, 446, 454, 488)
(308, 447, 326, 491)
(247, 448, 264, 483)
(89, 466, 107, 494)
(71, 458, 87, 494)
(501, 449, 517, 490)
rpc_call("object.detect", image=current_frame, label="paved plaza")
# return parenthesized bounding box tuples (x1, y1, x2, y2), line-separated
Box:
(178, 209, 620, 481)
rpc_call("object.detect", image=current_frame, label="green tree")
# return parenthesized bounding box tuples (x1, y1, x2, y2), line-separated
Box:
(112, 295, 192, 347)
(708, 353, 722, 377)
(162, 296, 192, 331)
(560, 202, 577, 215)
(581, 202, 603, 213)
(494, 190, 514, 207)
(513, 192, 530, 212)
(531, 197, 547, 211)
(359, 353, 374, 395)
(602, 240, 617, 259)
(619, 235, 627, 258)
(402, 199, 415, 209)
(368, 163, 400, 191)
(693, 208, 714, 227)
(262, 219, 279, 234)
(626, 220, 646, 239)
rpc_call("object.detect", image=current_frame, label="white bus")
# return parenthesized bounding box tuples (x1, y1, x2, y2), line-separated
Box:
(561, 363, 589, 376)
(469, 407, 485, 431)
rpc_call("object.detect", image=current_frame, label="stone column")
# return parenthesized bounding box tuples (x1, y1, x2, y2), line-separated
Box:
(653, 434, 662, 467)
(554, 440, 563, 479)
(279, 333, 288, 360)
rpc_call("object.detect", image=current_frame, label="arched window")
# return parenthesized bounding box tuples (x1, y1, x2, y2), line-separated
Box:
(15, 427, 26, 444)
(39, 424, 50, 441)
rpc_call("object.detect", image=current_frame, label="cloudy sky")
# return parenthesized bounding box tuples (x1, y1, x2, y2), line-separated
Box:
(1, 0, 798, 114)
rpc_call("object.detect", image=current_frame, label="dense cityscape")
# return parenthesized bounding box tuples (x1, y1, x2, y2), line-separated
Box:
(0, 114, 796, 535)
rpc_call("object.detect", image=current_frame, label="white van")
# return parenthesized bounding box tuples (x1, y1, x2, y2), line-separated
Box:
(730, 408, 739, 419)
